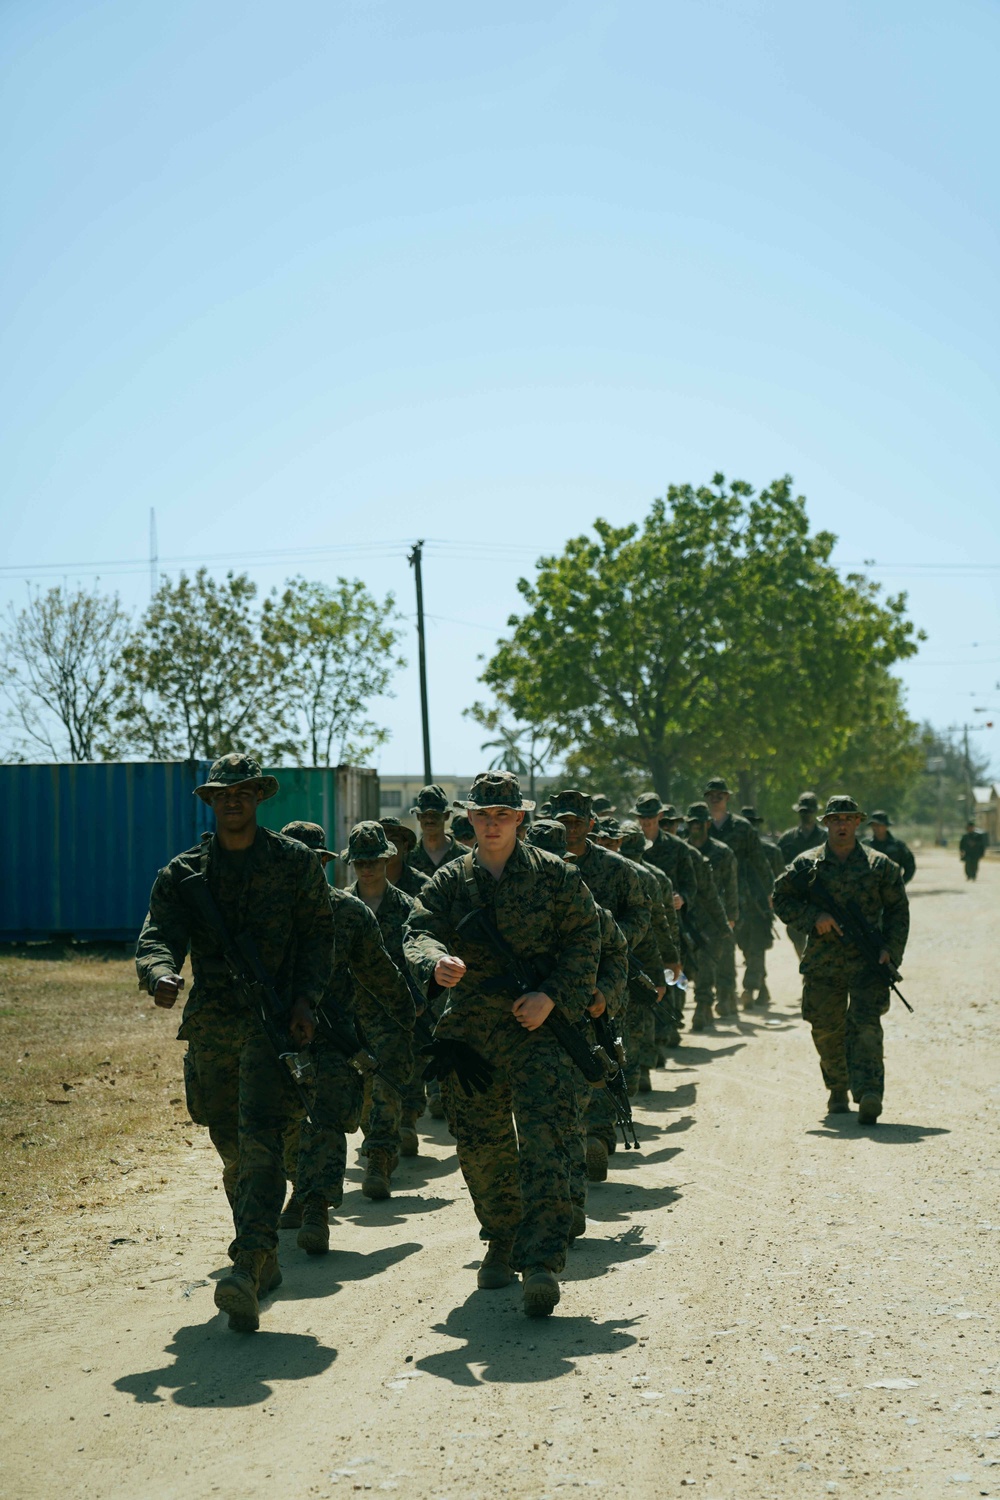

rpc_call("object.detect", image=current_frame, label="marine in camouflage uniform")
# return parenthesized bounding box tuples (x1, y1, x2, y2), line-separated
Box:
(526, 819, 629, 1210)
(773, 795, 909, 1123)
(380, 817, 431, 899)
(863, 811, 916, 885)
(685, 802, 741, 1022)
(135, 754, 335, 1332)
(632, 795, 701, 1041)
(452, 812, 477, 849)
(404, 773, 601, 1317)
(778, 793, 826, 958)
(959, 823, 986, 881)
(614, 819, 681, 1088)
(703, 778, 774, 1011)
(277, 822, 413, 1242)
(742, 807, 786, 878)
(409, 783, 468, 876)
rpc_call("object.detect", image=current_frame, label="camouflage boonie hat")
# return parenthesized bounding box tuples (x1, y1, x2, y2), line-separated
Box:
(867, 809, 893, 827)
(703, 777, 733, 797)
(591, 794, 616, 815)
(547, 788, 592, 820)
(281, 820, 332, 855)
(594, 815, 623, 839)
(195, 752, 278, 805)
(794, 790, 819, 812)
(822, 795, 866, 821)
(741, 806, 764, 824)
(525, 818, 567, 855)
(629, 792, 665, 818)
(657, 804, 681, 822)
(454, 770, 535, 812)
(618, 820, 646, 857)
(451, 812, 475, 840)
(410, 784, 450, 815)
(341, 820, 396, 861)
(685, 801, 710, 823)
(379, 816, 416, 852)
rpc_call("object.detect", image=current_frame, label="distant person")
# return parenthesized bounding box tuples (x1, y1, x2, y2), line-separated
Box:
(773, 795, 909, 1125)
(779, 792, 825, 957)
(409, 784, 467, 874)
(452, 812, 476, 848)
(959, 822, 987, 880)
(863, 811, 916, 884)
(379, 817, 429, 897)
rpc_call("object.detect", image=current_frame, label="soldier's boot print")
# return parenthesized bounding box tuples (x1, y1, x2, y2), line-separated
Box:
(858, 1094, 882, 1125)
(296, 1195, 330, 1255)
(362, 1147, 394, 1200)
(214, 1250, 267, 1332)
(827, 1088, 850, 1114)
(585, 1136, 609, 1182)
(523, 1269, 560, 1318)
(477, 1241, 514, 1290)
(278, 1190, 303, 1229)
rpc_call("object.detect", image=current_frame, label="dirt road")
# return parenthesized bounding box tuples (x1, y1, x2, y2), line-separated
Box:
(2, 847, 997, 1500)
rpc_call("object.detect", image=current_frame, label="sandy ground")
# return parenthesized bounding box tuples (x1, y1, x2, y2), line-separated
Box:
(1, 846, 997, 1500)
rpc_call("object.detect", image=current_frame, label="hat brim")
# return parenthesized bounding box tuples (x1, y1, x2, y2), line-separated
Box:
(822, 809, 866, 823)
(629, 807, 665, 819)
(453, 799, 536, 813)
(195, 774, 279, 805)
(340, 842, 395, 861)
(410, 804, 450, 816)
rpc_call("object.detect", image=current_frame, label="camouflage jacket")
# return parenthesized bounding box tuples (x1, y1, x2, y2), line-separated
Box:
(864, 833, 916, 885)
(403, 841, 602, 1038)
(409, 834, 468, 878)
(643, 830, 698, 909)
(135, 828, 334, 1037)
(346, 878, 415, 969)
(644, 860, 681, 965)
(772, 841, 910, 979)
(328, 886, 415, 1033)
(624, 857, 680, 971)
(686, 848, 731, 941)
(760, 835, 786, 878)
(778, 822, 825, 863)
(596, 904, 629, 1018)
(568, 840, 651, 953)
(710, 811, 774, 917)
(690, 836, 738, 923)
(394, 862, 430, 898)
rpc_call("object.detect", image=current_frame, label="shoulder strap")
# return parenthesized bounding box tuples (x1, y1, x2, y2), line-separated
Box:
(462, 850, 482, 909)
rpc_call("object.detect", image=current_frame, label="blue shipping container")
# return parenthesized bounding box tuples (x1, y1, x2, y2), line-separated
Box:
(0, 761, 213, 942)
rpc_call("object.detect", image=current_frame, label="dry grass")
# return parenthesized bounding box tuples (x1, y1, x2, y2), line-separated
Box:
(0, 946, 194, 1248)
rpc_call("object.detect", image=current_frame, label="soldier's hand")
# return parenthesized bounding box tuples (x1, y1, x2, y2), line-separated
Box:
(655, 985, 667, 1003)
(878, 948, 891, 965)
(153, 974, 185, 1008)
(289, 999, 315, 1047)
(728, 920, 735, 930)
(434, 955, 467, 988)
(672, 893, 684, 909)
(512, 991, 555, 1031)
(814, 913, 843, 937)
(588, 989, 607, 1018)
(669, 962, 683, 981)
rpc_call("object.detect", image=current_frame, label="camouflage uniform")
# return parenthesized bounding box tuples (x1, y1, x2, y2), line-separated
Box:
(570, 904, 628, 1216)
(703, 792, 773, 1007)
(404, 810, 601, 1276)
(773, 824, 909, 1104)
(617, 826, 680, 1081)
(863, 813, 916, 885)
(136, 808, 334, 1260)
(778, 795, 825, 957)
(684, 813, 740, 1020)
(959, 828, 986, 881)
(409, 784, 468, 877)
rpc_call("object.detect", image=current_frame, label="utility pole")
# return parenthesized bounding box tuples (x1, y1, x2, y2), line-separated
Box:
(408, 540, 432, 783)
(149, 508, 158, 599)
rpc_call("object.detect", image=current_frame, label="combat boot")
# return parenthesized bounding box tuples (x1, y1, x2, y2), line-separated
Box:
(259, 1248, 282, 1297)
(427, 1083, 445, 1120)
(757, 983, 770, 1007)
(827, 1088, 850, 1114)
(740, 988, 755, 1010)
(569, 1205, 587, 1243)
(297, 1195, 330, 1255)
(585, 1136, 609, 1182)
(522, 1269, 560, 1318)
(362, 1147, 394, 1200)
(278, 1190, 303, 1229)
(214, 1250, 266, 1332)
(477, 1242, 514, 1289)
(399, 1125, 419, 1158)
(638, 1066, 652, 1094)
(691, 1000, 713, 1032)
(663, 1025, 682, 1049)
(858, 1094, 883, 1125)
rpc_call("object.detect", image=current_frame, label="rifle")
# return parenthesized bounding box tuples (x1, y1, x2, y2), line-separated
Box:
(178, 873, 319, 1121)
(590, 1010, 642, 1150)
(800, 870, 914, 1014)
(455, 907, 641, 1150)
(627, 951, 660, 996)
(395, 961, 494, 1097)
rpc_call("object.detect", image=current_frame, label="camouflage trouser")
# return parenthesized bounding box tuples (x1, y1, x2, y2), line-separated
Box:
(183, 1023, 300, 1256)
(801, 977, 890, 1100)
(359, 1028, 417, 1158)
(790, 927, 809, 960)
(624, 993, 658, 1087)
(692, 932, 735, 1007)
(568, 1077, 593, 1215)
(284, 1042, 364, 1208)
(738, 937, 769, 994)
(441, 1018, 577, 1274)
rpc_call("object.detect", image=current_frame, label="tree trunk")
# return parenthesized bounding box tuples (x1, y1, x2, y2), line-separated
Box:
(737, 768, 755, 808)
(649, 751, 674, 803)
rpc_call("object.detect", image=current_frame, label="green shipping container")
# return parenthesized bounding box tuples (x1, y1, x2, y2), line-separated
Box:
(257, 766, 379, 884)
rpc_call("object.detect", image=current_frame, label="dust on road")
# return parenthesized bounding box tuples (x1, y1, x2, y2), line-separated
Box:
(1, 847, 997, 1500)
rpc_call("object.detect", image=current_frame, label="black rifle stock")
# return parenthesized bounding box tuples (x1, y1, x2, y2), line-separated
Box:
(802, 871, 914, 1014)
(178, 874, 317, 1121)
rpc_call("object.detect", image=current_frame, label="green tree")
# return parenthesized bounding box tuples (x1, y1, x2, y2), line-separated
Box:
(479, 475, 923, 807)
(119, 569, 293, 761)
(465, 703, 558, 804)
(0, 585, 132, 761)
(260, 576, 404, 765)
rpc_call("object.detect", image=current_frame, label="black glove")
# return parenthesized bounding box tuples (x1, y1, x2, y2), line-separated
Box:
(421, 1038, 494, 1097)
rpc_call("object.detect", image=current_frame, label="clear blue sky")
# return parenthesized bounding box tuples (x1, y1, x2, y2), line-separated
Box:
(2, 0, 998, 774)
